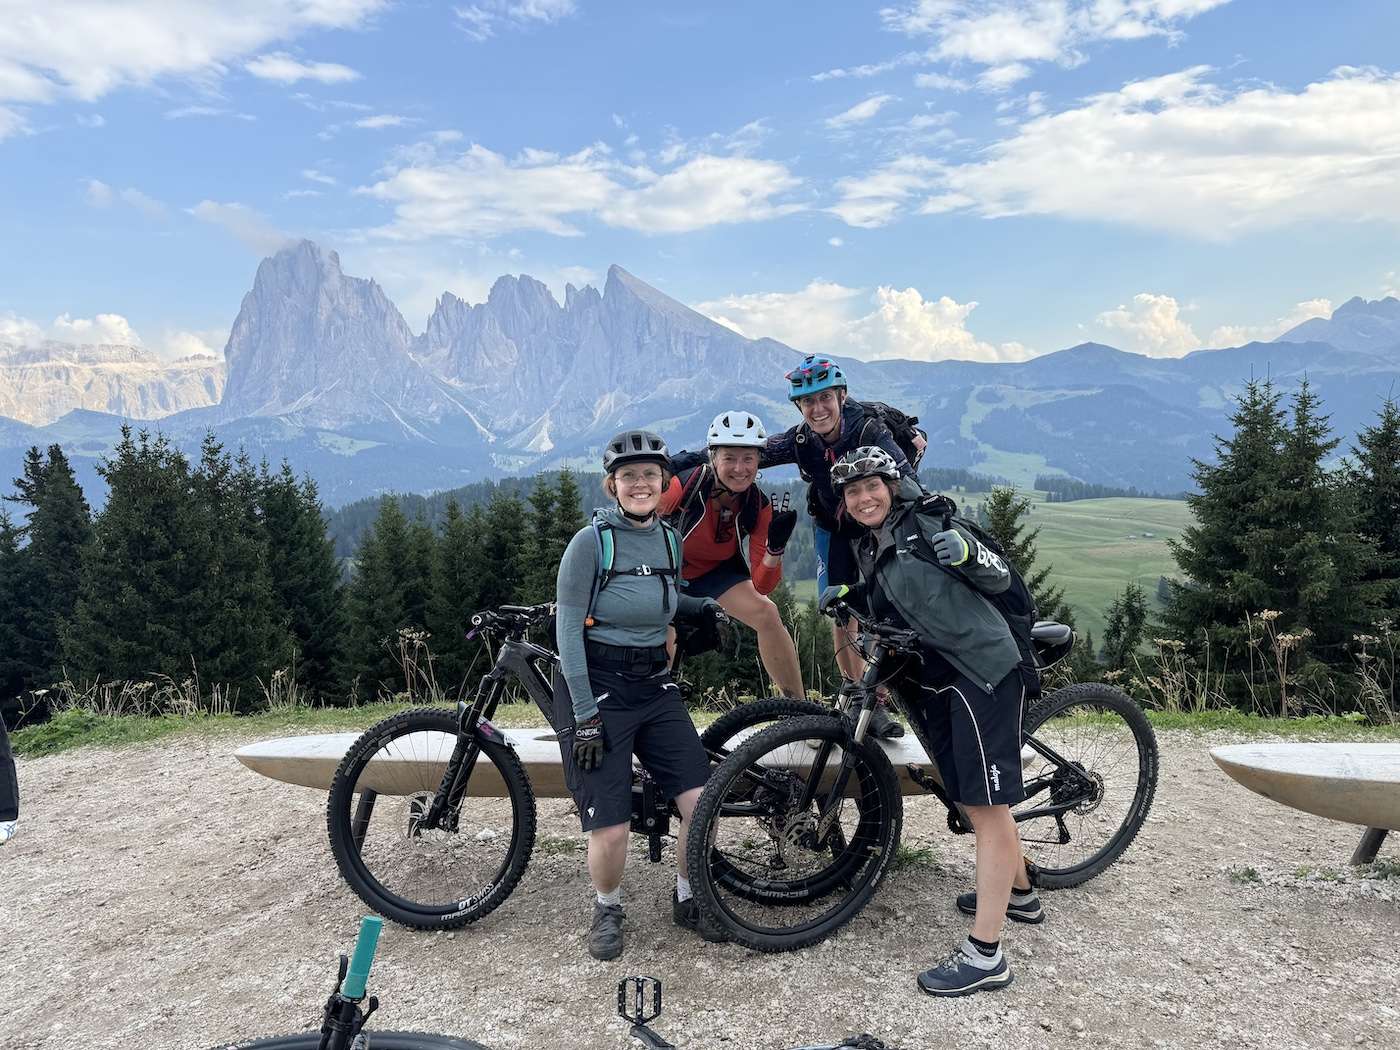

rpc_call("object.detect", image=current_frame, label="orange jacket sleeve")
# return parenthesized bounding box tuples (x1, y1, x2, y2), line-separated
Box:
(659, 476, 683, 517)
(748, 501, 783, 595)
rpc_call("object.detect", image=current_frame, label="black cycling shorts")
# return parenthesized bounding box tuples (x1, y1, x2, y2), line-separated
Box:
(905, 666, 1026, 807)
(553, 664, 711, 832)
(682, 555, 751, 601)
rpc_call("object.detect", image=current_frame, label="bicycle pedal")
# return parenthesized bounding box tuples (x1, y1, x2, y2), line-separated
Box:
(618, 976, 663, 1026)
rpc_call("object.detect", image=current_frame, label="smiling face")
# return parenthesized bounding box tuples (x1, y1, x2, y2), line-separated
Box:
(842, 475, 893, 529)
(711, 446, 760, 492)
(605, 463, 666, 518)
(796, 388, 844, 439)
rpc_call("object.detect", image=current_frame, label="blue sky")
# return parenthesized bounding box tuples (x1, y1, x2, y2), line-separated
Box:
(2, 0, 1399, 364)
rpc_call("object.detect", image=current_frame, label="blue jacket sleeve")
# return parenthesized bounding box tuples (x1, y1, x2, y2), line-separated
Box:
(670, 448, 707, 474)
(555, 529, 600, 722)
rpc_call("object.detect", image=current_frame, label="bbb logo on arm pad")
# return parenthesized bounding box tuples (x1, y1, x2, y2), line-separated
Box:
(976, 545, 1006, 572)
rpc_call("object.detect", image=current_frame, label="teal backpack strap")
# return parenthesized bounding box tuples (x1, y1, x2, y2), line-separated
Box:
(586, 517, 616, 626)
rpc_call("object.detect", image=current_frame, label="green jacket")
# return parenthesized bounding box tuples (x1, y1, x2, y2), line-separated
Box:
(852, 478, 1021, 694)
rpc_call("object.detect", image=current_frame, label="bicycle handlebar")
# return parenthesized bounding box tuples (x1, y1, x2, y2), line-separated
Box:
(468, 603, 554, 634)
(824, 602, 922, 653)
(341, 916, 382, 1000)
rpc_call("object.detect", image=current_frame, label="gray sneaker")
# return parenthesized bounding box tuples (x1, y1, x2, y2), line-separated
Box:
(917, 941, 1013, 997)
(868, 702, 904, 739)
(956, 889, 1044, 924)
(588, 901, 625, 960)
(672, 890, 729, 943)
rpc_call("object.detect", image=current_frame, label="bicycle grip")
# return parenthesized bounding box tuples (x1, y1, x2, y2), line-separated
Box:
(342, 916, 383, 1000)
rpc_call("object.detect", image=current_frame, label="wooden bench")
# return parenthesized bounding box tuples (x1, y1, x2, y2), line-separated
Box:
(1210, 743, 1400, 865)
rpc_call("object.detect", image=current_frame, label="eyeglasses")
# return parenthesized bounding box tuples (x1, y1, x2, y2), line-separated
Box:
(616, 467, 664, 487)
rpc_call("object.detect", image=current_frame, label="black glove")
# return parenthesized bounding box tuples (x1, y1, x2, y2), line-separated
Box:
(930, 528, 974, 567)
(765, 508, 798, 554)
(818, 583, 852, 616)
(702, 598, 730, 627)
(573, 712, 606, 772)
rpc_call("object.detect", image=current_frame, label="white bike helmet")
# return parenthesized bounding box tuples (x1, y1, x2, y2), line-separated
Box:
(707, 410, 767, 449)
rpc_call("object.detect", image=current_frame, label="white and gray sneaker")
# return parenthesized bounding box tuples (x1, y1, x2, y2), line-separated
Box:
(917, 939, 1013, 997)
(0, 819, 15, 846)
(956, 887, 1044, 924)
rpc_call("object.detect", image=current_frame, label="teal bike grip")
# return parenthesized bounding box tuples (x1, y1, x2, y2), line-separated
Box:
(342, 916, 383, 1000)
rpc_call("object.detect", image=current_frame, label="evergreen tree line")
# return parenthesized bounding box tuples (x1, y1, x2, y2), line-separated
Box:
(1034, 476, 1186, 502)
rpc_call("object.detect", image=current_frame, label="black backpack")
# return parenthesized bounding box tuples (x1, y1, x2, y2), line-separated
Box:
(855, 400, 927, 472)
(913, 493, 1042, 697)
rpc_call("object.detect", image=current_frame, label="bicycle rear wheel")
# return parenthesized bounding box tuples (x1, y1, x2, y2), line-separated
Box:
(327, 708, 537, 929)
(1016, 682, 1158, 888)
(699, 697, 836, 756)
(686, 715, 902, 953)
(209, 1031, 491, 1049)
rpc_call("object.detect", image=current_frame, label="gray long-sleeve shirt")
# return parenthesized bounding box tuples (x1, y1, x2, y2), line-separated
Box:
(555, 506, 706, 721)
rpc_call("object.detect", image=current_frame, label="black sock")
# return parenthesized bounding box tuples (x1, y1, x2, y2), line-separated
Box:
(968, 934, 999, 957)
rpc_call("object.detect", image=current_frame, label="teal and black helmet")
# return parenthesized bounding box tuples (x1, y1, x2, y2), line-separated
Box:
(785, 354, 847, 402)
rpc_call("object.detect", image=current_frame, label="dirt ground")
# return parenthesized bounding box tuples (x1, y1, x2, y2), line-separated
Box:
(1, 727, 1398, 1050)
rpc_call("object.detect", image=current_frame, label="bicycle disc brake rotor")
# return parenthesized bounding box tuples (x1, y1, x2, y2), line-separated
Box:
(1050, 763, 1104, 815)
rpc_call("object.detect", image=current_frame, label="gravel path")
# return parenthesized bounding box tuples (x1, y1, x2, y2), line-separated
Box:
(2, 727, 1397, 1050)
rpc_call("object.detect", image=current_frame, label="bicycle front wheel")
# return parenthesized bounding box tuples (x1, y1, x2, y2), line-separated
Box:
(209, 1030, 492, 1049)
(327, 708, 537, 929)
(1016, 682, 1158, 889)
(687, 715, 902, 953)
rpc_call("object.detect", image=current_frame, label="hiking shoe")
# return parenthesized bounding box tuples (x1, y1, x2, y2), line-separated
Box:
(672, 890, 729, 943)
(917, 941, 1013, 997)
(588, 901, 625, 960)
(956, 889, 1044, 925)
(0, 820, 14, 846)
(868, 702, 904, 739)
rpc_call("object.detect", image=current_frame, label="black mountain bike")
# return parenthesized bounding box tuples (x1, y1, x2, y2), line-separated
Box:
(685, 602, 1159, 952)
(326, 602, 830, 930)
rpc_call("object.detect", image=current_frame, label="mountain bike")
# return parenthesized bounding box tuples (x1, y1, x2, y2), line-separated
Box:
(326, 602, 830, 929)
(210, 917, 488, 1050)
(685, 603, 1159, 952)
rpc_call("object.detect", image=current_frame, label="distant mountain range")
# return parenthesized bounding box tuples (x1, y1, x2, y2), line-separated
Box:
(2, 240, 1397, 506)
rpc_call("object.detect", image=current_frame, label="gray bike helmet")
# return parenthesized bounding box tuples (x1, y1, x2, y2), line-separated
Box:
(602, 429, 670, 474)
(830, 446, 901, 491)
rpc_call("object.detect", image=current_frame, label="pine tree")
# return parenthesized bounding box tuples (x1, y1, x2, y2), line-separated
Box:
(343, 496, 414, 698)
(1101, 583, 1149, 670)
(1163, 380, 1288, 654)
(261, 463, 347, 699)
(476, 491, 530, 609)
(521, 475, 558, 603)
(5, 444, 92, 689)
(65, 428, 203, 684)
(1348, 398, 1400, 618)
(553, 468, 588, 544)
(981, 486, 1070, 622)
(0, 511, 33, 703)
(429, 499, 486, 696)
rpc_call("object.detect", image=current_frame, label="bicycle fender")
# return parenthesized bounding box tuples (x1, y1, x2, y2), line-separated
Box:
(473, 718, 510, 747)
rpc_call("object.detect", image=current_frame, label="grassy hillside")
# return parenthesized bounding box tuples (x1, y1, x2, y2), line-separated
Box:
(788, 495, 1193, 650)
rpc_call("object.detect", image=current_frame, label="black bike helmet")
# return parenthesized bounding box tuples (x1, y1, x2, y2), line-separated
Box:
(830, 446, 901, 492)
(602, 429, 670, 474)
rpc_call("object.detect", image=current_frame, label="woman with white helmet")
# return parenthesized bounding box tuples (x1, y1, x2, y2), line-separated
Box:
(658, 410, 804, 701)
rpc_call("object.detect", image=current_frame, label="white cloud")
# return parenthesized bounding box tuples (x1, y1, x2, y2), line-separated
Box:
(158, 327, 226, 359)
(0, 312, 43, 345)
(189, 200, 289, 255)
(52, 312, 142, 346)
(245, 51, 360, 84)
(0, 105, 27, 140)
(0, 1, 386, 105)
(83, 178, 167, 218)
(913, 72, 971, 91)
(978, 62, 1032, 92)
(356, 113, 415, 129)
(812, 50, 932, 82)
(433, 129, 464, 143)
(284, 188, 322, 199)
(830, 155, 942, 228)
(828, 237, 845, 247)
(165, 104, 247, 119)
(696, 280, 1030, 362)
(302, 168, 337, 185)
(842, 67, 1400, 237)
(455, 0, 576, 41)
(76, 113, 105, 128)
(1095, 292, 1200, 357)
(881, 0, 1230, 78)
(1384, 272, 1400, 299)
(1208, 298, 1333, 347)
(362, 144, 803, 239)
(826, 93, 896, 128)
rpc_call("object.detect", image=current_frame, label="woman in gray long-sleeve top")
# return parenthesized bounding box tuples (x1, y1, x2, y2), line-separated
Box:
(0, 715, 18, 845)
(553, 429, 729, 961)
